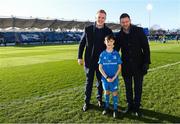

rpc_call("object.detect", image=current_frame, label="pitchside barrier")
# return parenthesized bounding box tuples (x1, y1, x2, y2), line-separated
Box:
(0, 32, 82, 45)
(0, 29, 178, 45)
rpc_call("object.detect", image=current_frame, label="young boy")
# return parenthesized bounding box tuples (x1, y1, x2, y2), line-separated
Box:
(98, 34, 122, 118)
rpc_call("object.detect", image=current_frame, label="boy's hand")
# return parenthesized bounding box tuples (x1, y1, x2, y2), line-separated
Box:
(78, 59, 83, 66)
(107, 78, 113, 82)
(107, 76, 117, 82)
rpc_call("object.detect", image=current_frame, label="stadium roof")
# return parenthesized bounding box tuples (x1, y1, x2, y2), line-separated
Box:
(0, 17, 120, 31)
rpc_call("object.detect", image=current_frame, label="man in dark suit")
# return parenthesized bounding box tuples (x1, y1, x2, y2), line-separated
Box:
(115, 13, 151, 117)
(78, 10, 112, 111)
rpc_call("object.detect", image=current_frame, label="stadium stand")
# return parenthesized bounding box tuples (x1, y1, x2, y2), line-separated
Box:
(0, 17, 119, 45)
(0, 17, 179, 45)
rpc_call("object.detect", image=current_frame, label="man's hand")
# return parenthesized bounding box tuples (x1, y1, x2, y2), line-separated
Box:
(142, 64, 149, 75)
(78, 59, 84, 66)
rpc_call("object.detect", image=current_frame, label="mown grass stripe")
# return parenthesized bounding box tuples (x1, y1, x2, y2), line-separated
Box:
(1, 61, 179, 110)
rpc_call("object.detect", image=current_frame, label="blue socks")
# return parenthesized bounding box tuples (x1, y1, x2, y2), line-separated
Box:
(113, 95, 118, 110)
(104, 94, 110, 109)
(104, 94, 118, 110)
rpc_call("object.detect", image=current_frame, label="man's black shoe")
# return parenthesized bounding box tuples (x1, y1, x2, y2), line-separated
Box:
(124, 107, 133, 114)
(98, 100, 103, 108)
(82, 103, 89, 112)
(133, 111, 143, 117)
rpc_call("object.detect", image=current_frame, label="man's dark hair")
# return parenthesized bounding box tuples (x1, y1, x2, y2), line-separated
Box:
(105, 34, 115, 41)
(120, 13, 130, 20)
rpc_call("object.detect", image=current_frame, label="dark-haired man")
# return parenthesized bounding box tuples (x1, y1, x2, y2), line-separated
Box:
(115, 13, 151, 117)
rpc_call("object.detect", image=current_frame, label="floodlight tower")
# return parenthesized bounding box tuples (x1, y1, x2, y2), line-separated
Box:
(146, 3, 153, 30)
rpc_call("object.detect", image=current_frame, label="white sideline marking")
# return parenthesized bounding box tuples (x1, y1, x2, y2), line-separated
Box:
(0, 86, 82, 109)
(1, 61, 180, 109)
(148, 61, 180, 72)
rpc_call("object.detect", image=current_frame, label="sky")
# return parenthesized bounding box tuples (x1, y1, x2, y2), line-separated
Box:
(0, 0, 179, 30)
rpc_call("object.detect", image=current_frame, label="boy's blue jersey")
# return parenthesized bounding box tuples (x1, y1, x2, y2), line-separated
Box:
(98, 50, 122, 78)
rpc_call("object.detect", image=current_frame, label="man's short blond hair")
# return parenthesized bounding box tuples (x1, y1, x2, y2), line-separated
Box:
(96, 9, 107, 15)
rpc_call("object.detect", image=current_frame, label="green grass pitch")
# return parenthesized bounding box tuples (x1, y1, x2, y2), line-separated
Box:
(0, 41, 180, 123)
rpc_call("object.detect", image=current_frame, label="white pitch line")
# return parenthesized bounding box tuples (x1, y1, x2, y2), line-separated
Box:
(148, 61, 180, 72)
(1, 61, 180, 109)
(0, 86, 82, 109)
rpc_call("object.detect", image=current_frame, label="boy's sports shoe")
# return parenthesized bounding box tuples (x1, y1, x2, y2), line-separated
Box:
(113, 110, 118, 118)
(102, 108, 110, 115)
